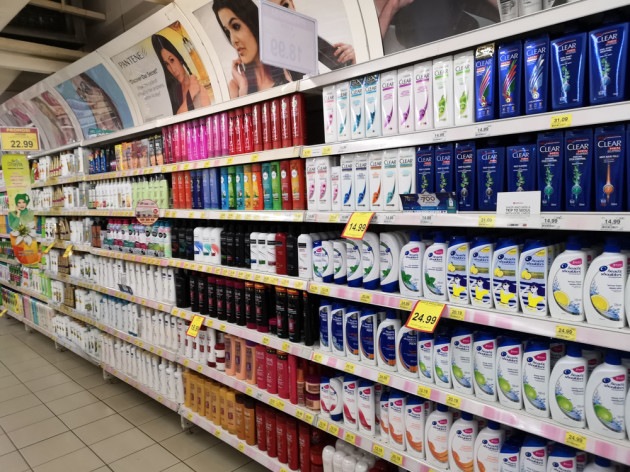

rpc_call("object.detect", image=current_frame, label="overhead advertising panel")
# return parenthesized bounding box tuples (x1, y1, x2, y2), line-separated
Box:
(189, 0, 368, 99)
(109, 16, 217, 122)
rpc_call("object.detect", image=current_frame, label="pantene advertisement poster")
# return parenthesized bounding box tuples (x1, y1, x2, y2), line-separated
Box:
(111, 21, 215, 122)
(55, 64, 135, 139)
(1, 154, 39, 267)
(193, 0, 362, 99)
(373, 0, 499, 55)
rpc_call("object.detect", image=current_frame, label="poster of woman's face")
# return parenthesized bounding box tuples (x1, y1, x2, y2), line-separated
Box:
(27, 91, 77, 148)
(193, 0, 358, 99)
(373, 0, 499, 55)
(55, 64, 135, 139)
(111, 21, 214, 123)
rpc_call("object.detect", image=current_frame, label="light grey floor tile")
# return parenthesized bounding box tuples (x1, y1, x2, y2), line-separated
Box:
(119, 401, 169, 426)
(8, 416, 69, 449)
(233, 461, 272, 472)
(0, 393, 42, 418)
(138, 413, 183, 442)
(64, 364, 102, 381)
(35, 381, 84, 403)
(160, 431, 216, 461)
(0, 404, 54, 432)
(7, 357, 51, 374)
(0, 375, 23, 390)
(103, 390, 150, 413)
(58, 401, 117, 429)
(185, 442, 250, 472)
(0, 433, 16, 456)
(73, 414, 134, 446)
(109, 443, 179, 472)
(89, 427, 154, 464)
(89, 382, 131, 400)
(161, 463, 195, 472)
(75, 373, 107, 389)
(46, 390, 99, 415)
(0, 450, 30, 472)
(14, 364, 59, 382)
(24, 372, 72, 392)
(0, 384, 30, 404)
(32, 446, 105, 472)
(19, 431, 84, 468)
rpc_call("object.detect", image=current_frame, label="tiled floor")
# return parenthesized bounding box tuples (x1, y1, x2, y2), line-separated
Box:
(0, 315, 268, 472)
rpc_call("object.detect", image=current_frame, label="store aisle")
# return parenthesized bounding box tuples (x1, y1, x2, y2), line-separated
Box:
(0, 315, 268, 472)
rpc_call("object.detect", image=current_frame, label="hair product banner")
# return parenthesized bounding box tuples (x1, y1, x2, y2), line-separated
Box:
(54, 64, 135, 139)
(111, 20, 215, 123)
(1, 154, 39, 267)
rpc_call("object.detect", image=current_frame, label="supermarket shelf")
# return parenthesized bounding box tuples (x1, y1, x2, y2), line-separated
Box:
(28, 142, 78, 160)
(308, 349, 630, 464)
(0, 280, 55, 305)
(32, 175, 85, 188)
(161, 209, 305, 222)
(299, 0, 629, 91)
(39, 238, 92, 253)
(101, 363, 180, 412)
(304, 211, 630, 232)
(317, 417, 435, 471)
(90, 248, 170, 267)
(179, 406, 294, 472)
(0, 256, 19, 266)
(43, 271, 173, 314)
(302, 102, 630, 157)
(308, 282, 630, 351)
(81, 122, 162, 148)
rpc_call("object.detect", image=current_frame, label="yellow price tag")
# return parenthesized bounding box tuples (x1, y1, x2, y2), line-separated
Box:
(281, 342, 290, 352)
(184, 360, 189, 367)
(254, 274, 262, 282)
(328, 424, 340, 436)
(564, 431, 587, 450)
(322, 146, 332, 155)
(280, 278, 289, 287)
(262, 336, 270, 345)
(157, 395, 162, 402)
(295, 409, 304, 420)
(196, 365, 203, 373)
(187, 413, 193, 420)
(360, 293, 372, 304)
(42, 240, 56, 254)
(344, 432, 356, 445)
(295, 281, 304, 290)
(214, 430, 221, 438)
(188, 212, 194, 218)
(1, 128, 39, 151)
(398, 299, 413, 311)
(328, 214, 340, 223)
(341, 212, 375, 240)
(304, 413, 314, 424)
(556, 325, 577, 341)
(206, 319, 214, 327)
(320, 286, 330, 296)
(377, 373, 391, 385)
(446, 394, 462, 409)
(245, 273, 252, 280)
(219, 324, 226, 332)
(302, 148, 312, 158)
(60, 244, 74, 258)
(275, 399, 285, 411)
(417, 386, 432, 399)
(0, 309, 6, 318)
(372, 444, 385, 458)
(318, 419, 328, 430)
(269, 398, 277, 408)
(478, 215, 496, 227)
(450, 307, 466, 321)
(237, 271, 244, 279)
(313, 353, 324, 363)
(280, 468, 289, 472)
(550, 113, 572, 129)
(390, 452, 403, 466)
(310, 284, 319, 294)
(245, 387, 253, 396)
(251, 154, 259, 162)
(405, 300, 446, 333)
(344, 362, 356, 374)
(268, 277, 278, 285)
(238, 443, 245, 452)
(220, 212, 226, 220)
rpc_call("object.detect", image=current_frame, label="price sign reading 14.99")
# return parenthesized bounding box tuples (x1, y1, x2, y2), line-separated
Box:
(341, 212, 375, 240)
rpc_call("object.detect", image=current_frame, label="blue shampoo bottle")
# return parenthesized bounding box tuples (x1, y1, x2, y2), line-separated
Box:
(564, 128, 593, 211)
(537, 131, 564, 211)
(416, 145, 435, 194)
(435, 143, 454, 193)
(589, 23, 629, 105)
(474, 43, 497, 122)
(455, 141, 476, 211)
(550, 33, 587, 110)
(477, 144, 505, 211)
(524, 35, 550, 115)
(594, 125, 625, 211)
(498, 40, 523, 118)
(507, 142, 537, 192)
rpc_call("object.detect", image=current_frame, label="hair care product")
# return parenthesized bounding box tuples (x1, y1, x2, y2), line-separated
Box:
(397, 66, 414, 133)
(425, 403, 452, 468)
(473, 421, 505, 472)
(453, 51, 475, 125)
(550, 33, 587, 110)
(491, 239, 519, 313)
(519, 240, 548, 316)
(376, 310, 400, 371)
(448, 411, 477, 472)
(423, 232, 448, 301)
(451, 327, 474, 395)
(498, 40, 523, 118)
(381, 70, 398, 136)
(475, 43, 497, 122)
(549, 343, 587, 428)
(432, 56, 454, 128)
(588, 23, 629, 105)
(594, 125, 625, 211)
(414, 61, 433, 130)
(564, 128, 593, 211)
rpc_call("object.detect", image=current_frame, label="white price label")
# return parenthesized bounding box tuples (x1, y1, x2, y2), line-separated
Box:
(475, 124, 492, 137)
(259, 2, 318, 75)
(432, 130, 447, 142)
(420, 213, 434, 226)
(541, 215, 563, 230)
(600, 216, 625, 231)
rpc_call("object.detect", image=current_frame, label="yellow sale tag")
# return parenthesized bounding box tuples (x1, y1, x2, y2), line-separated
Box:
(446, 394, 462, 409)
(320, 286, 330, 296)
(322, 146, 332, 155)
(196, 365, 203, 373)
(377, 373, 390, 385)
(262, 336, 270, 346)
(550, 113, 572, 129)
(344, 363, 355, 374)
(390, 452, 403, 466)
(478, 215, 496, 227)
(405, 301, 446, 333)
(372, 444, 385, 457)
(246, 387, 253, 396)
(564, 431, 587, 450)
(219, 324, 226, 332)
(304, 413, 314, 424)
(417, 386, 432, 398)
(0, 309, 6, 318)
(254, 274, 262, 282)
(556, 325, 577, 341)
(42, 240, 56, 254)
(275, 399, 285, 411)
(342, 212, 375, 240)
(360, 293, 372, 304)
(295, 281, 304, 290)
(399, 299, 413, 311)
(269, 398, 277, 408)
(317, 419, 328, 430)
(1, 128, 39, 150)
(251, 154, 259, 162)
(310, 284, 319, 294)
(280, 278, 289, 287)
(295, 409, 304, 420)
(328, 424, 340, 436)
(215, 430, 221, 438)
(313, 353, 324, 363)
(302, 148, 312, 158)
(450, 307, 466, 320)
(186, 315, 204, 338)
(281, 342, 290, 352)
(238, 443, 245, 452)
(344, 432, 356, 445)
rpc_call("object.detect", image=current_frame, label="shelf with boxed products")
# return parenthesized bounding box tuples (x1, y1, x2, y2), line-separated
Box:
(298, 0, 629, 92)
(317, 417, 436, 472)
(308, 282, 630, 352)
(304, 211, 630, 232)
(179, 406, 295, 472)
(101, 363, 180, 412)
(28, 142, 79, 160)
(31, 175, 85, 189)
(0, 280, 55, 305)
(307, 349, 630, 464)
(302, 101, 630, 157)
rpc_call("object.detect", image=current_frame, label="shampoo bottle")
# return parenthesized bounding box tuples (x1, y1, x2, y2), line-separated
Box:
(497, 336, 523, 410)
(537, 131, 564, 210)
(474, 331, 498, 402)
(376, 310, 400, 372)
(594, 125, 625, 212)
(549, 343, 587, 428)
(525, 35, 550, 115)
(432, 56, 454, 128)
(447, 236, 470, 304)
(473, 421, 505, 472)
(413, 61, 433, 130)
(448, 411, 477, 472)
(453, 51, 475, 125)
(400, 231, 425, 297)
(519, 240, 548, 316)
(405, 395, 428, 459)
(434, 334, 452, 388)
(396, 324, 418, 378)
(550, 33, 587, 110)
(588, 23, 629, 105)
(475, 43, 497, 122)
(523, 339, 551, 418)
(491, 239, 519, 313)
(469, 237, 494, 308)
(423, 232, 448, 301)
(451, 326, 474, 395)
(419, 332, 434, 383)
(359, 308, 377, 365)
(548, 237, 587, 321)
(381, 70, 398, 136)
(361, 232, 380, 290)
(425, 403, 452, 469)
(380, 232, 402, 293)
(455, 141, 476, 211)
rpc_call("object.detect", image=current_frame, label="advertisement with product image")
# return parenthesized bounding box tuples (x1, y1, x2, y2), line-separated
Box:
(111, 20, 215, 122)
(372, 0, 500, 55)
(54, 64, 135, 139)
(1, 154, 39, 267)
(192, 0, 365, 99)
(25, 90, 78, 148)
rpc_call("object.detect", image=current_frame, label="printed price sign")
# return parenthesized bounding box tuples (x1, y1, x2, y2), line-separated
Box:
(556, 325, 577, 341)
(186, 315, 205, 338)
(550, 113, 572, 129)
(417, 386, 432, 398)
(390, 452, 403, 466)
(259, 1, 317, 75)
(564, 431, 587, 450)
(1, 127, 39, 150)
(478, 215, 496, 228)
(341, 212, 375, 240)
(446, 394, 462, 409)
(449, 307, 466, 320)
(405, 301, 446, 333)
(372, 444, 385, 457)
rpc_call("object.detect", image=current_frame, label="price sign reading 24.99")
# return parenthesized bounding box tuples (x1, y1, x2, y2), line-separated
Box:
(405, 301, 446, 333)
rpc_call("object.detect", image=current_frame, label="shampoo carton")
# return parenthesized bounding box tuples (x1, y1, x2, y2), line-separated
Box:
(475, 43, 497, 122)
(323, 85, 337, 143)
(476, 146, 505, 211)
(455, 141, 476, 211)
(565, 128, 593, 211)
(432, 56, 454, 128)
(498, 40, 523, 118)
(594, 125, 625, 212)
(525, 35, 550, 114)
(435, 143, 455, 193)
(413, 61, 433, 130)
(364, 74, 382, 138)
(550, 33, 587, 110)
(383, 149, 399, 211)
(507, 143, 537, 192)
(381, 70, 398, 136)
(397, 66, 414, 134)
(336, 82, 350, 141)
(588, 23, 629, 105)
(350, 78, 366, 140)
(397, 147, 416, 197)
(340, 154, 356, 211)
(537, 131, 563, 211)
(453, 51, 475, 125)
(354, 153, 370, 210)
(416, 145, 435, 194)
(369, 151, 384, 210)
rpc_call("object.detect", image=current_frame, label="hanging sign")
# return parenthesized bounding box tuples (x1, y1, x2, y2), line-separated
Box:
(0, 128, 39, 151)
(135, 199, 159, 225)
